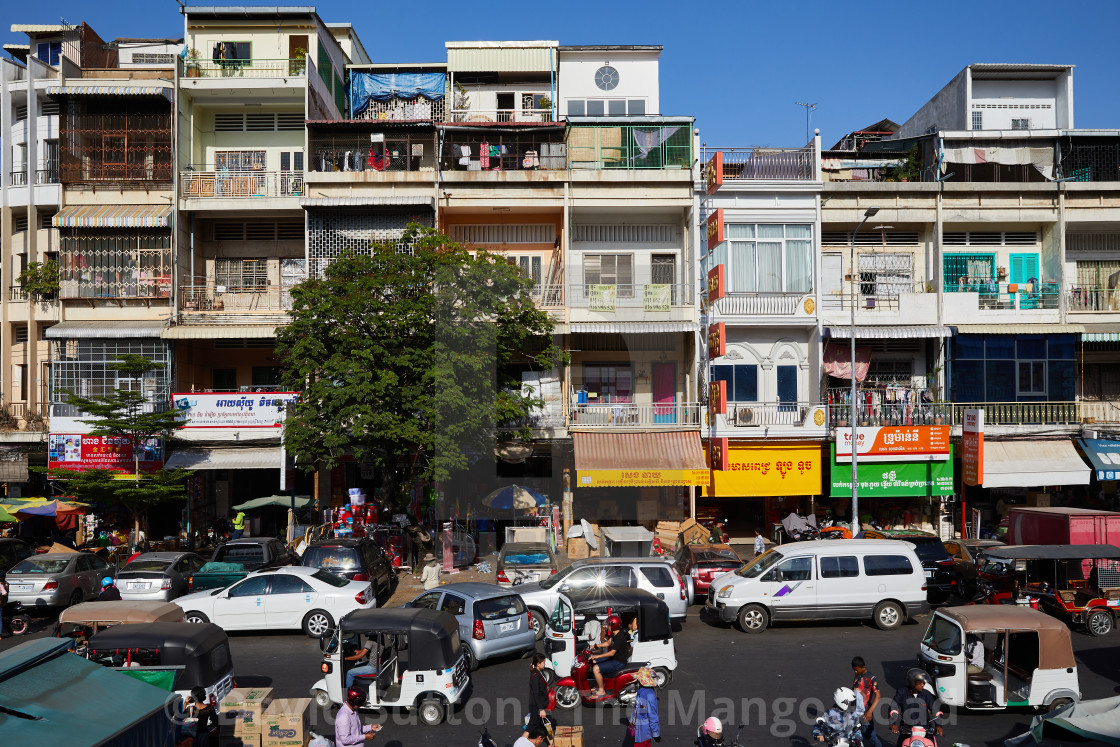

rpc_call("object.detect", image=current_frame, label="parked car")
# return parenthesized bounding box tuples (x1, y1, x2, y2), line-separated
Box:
(301, 538, 395, 598)
(496, 542, 558, 587)
(942, 538, 1005, 596)
(673, 543, 742, 603)
(406, 581, 535, 670)
(187, 538, 299, 592)
(117, 551, 206, 602)
(863, 528, 956, 603)
(0, 538, 32, 574)
(514, 557, 689, 639)
(176, 565, 376, 637)
(6, 552, 113, 608)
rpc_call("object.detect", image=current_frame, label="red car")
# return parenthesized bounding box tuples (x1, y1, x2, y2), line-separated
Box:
(673, 543, 743, 603)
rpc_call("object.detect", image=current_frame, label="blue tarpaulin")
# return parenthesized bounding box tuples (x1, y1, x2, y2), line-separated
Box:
(350, 72, 445, 115)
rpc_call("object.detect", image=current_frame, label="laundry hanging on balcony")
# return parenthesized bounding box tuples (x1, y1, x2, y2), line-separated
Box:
(632, 126, 680, 160)
(350, 72, 446, 117)
(822, 341, 871, 381)
(940, 145, 1055, 180)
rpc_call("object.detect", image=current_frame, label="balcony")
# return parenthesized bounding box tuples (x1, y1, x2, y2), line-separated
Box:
(567, 125, 692, 171)
(449, 108, 553, 124)
(182, 58, 306, 80)
(709, 401, 830, 439)
(180, 170, 304, 200)
(441, 130, 567, 172)
(710, 292, 815, 318)
(36, 168, 59, 184)
(179, 285, 292, 314)
(569, 402, 700, 429)
(829, 401, 1086, 430)
(9, 171, 27, 186)
(1069, 286, 1120, 313)
(943, 281, 1059, 310)
(567, 283, 693, 310)
(711, 146, 817, 181)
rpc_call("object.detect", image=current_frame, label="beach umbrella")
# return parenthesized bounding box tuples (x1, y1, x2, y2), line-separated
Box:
(480, 484, 547, 510)
(14, 500, 85, 517)
(0, 506, 17, 522)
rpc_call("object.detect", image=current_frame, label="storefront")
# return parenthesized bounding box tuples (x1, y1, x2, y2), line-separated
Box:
(703, 440, 822, 541)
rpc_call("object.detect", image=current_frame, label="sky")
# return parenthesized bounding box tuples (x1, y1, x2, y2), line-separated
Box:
(4, 0, 1119, 147)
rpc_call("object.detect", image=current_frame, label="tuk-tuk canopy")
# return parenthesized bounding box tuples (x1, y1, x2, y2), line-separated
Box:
(86, 622, 233, 691)
(59, 601, 185, 627)
(938, 606, 1076, 670)
(564, 587, 672, 641)
(340, 608, 461, 671)
(983, 544, 1120, 561)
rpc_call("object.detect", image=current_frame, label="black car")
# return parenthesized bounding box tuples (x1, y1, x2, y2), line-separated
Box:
(864, 529, 955, 604)
(301, 538, 395, 598)
(0, 538, 32, 574)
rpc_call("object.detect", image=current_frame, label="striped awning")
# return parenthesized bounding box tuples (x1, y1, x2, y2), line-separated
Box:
(45, 84, 172, 100)
(572, 431, 709, 488)
(1081, 325, 1120, 342)
(162, 325, 278, 340)
(45, 320, 166, 339)
(826, 325, 953, 339)
(53, 204, 172, 229)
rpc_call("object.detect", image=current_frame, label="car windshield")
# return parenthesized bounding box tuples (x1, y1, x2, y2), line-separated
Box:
(736, 550, 783, 578)
(503, 551, 551, 565)
(11, 557, 69, 574)
(126, 560, 173, 572)
(540, 564, 577, 589)
(303, 547, 360, 571)
(922, 616, 963, 655)
(695, 549, 739, 562)
(906, 537, 952, 563)
(312, 570, 350, 588)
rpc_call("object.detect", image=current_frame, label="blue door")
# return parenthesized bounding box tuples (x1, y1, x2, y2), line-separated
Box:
(1010, 253, 1040, 309)
(777, 365, 797, 412)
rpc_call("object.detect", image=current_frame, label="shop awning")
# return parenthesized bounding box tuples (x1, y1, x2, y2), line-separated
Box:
(162, 325, 278, 340)
(164, 447, 281, 471)
(44, 320, 166, 339)
(53, 204, 173, 228)
(1081, 325, 1120, 342)
(299, 196, 435, 209)
(568, 322, 697, 334)
(954, 324, 1084, 335)
(982, 439, 1090, 488)
(1077, 438, 1120, 480)
(233, 495, 313, 511)
(45, 84, 172, 100)
(572, 431, 708, 487)
(826, 325, 953, 339)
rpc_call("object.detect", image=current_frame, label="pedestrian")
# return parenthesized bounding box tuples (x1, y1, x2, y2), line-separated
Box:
(889, 670, 943, 747)
(753, 528, 766, 557)
(851, 656, 884, 747)
(420, 553, 440, 590)
(230, 509, 246, 539)
(628, 667, 661, 747)
(514, 726, 548, 747)
(186, 686, 219, 747)
(334, 686, 383, 745)
(526, 653, 551, 737)
(97, 576, 122, 602)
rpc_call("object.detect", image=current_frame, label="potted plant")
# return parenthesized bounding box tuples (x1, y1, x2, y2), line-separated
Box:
(0, 405, 16, 432)
(18, 260, 59, 301)
(289, 47, 307, 76)
(185, 48, 201, 78)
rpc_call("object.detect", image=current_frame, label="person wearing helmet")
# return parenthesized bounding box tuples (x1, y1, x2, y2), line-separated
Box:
(334, 685, 383, 745)
(889, 670, 943, 747)
(589, 613, 632, 697)
(97, 576, 122, 602)
(813, 686, 865, 745)
(0, 570, 9, 638)
(696, 716, 723, 747)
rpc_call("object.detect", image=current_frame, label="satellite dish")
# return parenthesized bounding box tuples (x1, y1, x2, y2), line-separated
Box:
(581, 518, 597, 550)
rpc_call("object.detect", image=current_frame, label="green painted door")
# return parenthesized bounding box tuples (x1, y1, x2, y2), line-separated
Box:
(1010, 253, 1040, 309)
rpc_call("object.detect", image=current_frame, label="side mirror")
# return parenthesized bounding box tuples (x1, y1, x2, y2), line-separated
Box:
(319, 631, 338, 652)
(558, 585, 570, 593)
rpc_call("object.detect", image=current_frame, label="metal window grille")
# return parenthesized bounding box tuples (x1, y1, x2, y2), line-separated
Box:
(212, 221, 302, 241)
(1011, 118, 1032, 130)
(216, 258, 268, 290)
(310, 133, 433, 173)
(943, 252, 995, 292)
(59, 230, 172, 299)
(307, 209, 428, 278)
(50, 339, 170, 418)
(1061, 141, 1120, 182)
(858, 253, 913, 297)
(448, 224, 554, 245)
(15, 105, 28, 121)
(572, 224, 678, 243)
(355, 96, 445, 122)
(41, 102, 59, 116)
(14, 216, 28, 233)
(60, 100, 172, 184)
(972, 111, 983, 130)
(440, 131, 566, 171)
(583, 254, 634, 296)
(1069, 233, 1120, 252)
(14, 325, 29, 344)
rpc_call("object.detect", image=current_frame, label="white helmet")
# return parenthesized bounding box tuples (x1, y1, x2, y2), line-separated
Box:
(834, 687, 857, 711)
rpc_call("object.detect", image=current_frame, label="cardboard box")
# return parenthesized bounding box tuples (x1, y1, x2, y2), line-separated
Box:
(1026, 492, 1051, 507)
(261, 698, 311, 747)
(221, 687, 273, 736)
(553, 725, 584, 747)
(566, 537, 589, 560)
(679, 517, 710, 546)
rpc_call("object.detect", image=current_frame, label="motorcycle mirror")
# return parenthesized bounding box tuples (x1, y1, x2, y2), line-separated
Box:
(816, 717, 826, 724)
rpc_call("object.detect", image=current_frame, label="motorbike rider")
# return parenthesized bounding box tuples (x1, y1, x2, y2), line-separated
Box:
(590, 613, 632, 698)
(696, 716, 723, 747)
(97, 576, 122, 602)
(889, 670, 944, 747)
(813, 687, 864, 746)
(0, 570, 9, 638)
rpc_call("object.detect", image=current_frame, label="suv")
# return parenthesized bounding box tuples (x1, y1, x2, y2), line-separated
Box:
(863, 529, 955, 603)
(514, 557, 688, 638)
(301, 538, 395, 599)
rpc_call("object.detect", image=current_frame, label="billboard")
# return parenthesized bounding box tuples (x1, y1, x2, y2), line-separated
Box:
(172, 392, 298, 428)
(962, 409, 984, 486)
(830, 444, 954, 497)
(48, 434, 163, 474)
(835, 425, 951, 463)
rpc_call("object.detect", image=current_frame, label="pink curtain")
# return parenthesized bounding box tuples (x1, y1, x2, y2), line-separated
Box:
(823, 341, 871, 381)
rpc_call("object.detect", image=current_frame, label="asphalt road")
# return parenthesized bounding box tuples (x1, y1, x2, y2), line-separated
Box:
(8, 599, 1118, 747)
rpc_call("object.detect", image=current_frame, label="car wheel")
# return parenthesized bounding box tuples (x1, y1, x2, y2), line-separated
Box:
(1086, 610, 1113, 637)
(736, 604, 768, 634)
(553, 684, 580, 710)
(68, 589, 84, 607)
(303, 609, 334, 638)
(1046, 697, 1075, 713)
(185, 611, 210, 625)
(461, 643, 479, 671)
(873, 601, 904, 631)
(652, 667, 673, 688)
(529, 609, 546, 640)
(418, 698, 445, 726)
(313, 689, 331, 709)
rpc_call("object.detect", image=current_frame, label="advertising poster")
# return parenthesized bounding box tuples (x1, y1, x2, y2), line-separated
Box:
(48, 434, 163, 474)
(172, 392, 299, 428)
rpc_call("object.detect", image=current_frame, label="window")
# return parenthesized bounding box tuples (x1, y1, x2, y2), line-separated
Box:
(229, 576, 270, 597)
(1011, 118, 1031, 130)
(36, 41, 61, 66)
(212, 369, 237, 391)
(89, 555, 108, 570)
(76, 556, 92, 572)
(582, 364, 633, 403)
(14, 216, 28, 233)
(820, 556, 859, 579)
(768, 557, 812, 582)
(583, 254, 633, 294)
(15, 105, 28, 122)
(51, 339, 170, 419)
(1018, 360, 1046, 395)
(508, 255, 542, 289)
(586, 100, 605, 116)
(602, 566, 634, 587)
(215, 151, 266, 170)
(952, 334, 1075, 403)
(566, 99, 646, 116)
(412, 592, 441, 609)
(942, 253, 995, 292)
(858, 253, 913, 297)
(59, 231, 172, 299)
(14, 326, 29, 345)
(971, 111, 983, 131)
(210, 644, 230, 673)
(863, 555, 914, 576)
(567, 100, 585, 117)
(561, 568, 598, 591)
(640, 566, 674, 588)
(252, 367, 282, 388)
(725, 224, 813, 293)
(270, 575, 312, 594)
(216, 258, 267, 291)
(476, 595, 525, 620)
(710, 364, 758, 402)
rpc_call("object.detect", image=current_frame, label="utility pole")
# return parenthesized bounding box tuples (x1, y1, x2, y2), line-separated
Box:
(795, 102, 817, 144)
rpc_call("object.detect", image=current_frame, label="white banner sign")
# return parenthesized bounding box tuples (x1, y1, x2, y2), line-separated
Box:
(172, 392, 298, 428)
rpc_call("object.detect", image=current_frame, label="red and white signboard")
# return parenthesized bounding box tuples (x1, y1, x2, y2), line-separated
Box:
(962, 409, 985, 486)
(172, 392, 298, 428)
(835, 425, 951, 463)
(48, 434, 163, 474)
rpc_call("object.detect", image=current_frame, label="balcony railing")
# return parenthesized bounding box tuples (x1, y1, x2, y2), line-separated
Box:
(712, 292, 809, 315)
(529, 283, 564, 308)
(449, 108, 553, 124)
(569, 402, 701, 428)
(179, 285, 293, 313)
(568, 125, 692, 171)
(182, 58, 307, 79)
(180, 170, 304, 199)
(567, 283, 694, 310)
(9, 171, 27, 186)
(723, 401, 826, 428)
(9, 286, 28, 302)
(829, 401, 1082, 427)
(1068, 286, 1120, 312)
(711, 147, 816, 181)
(944, 282, 1059, 310)
(36, 168, 59, 184)
(441, 133, 566, 172)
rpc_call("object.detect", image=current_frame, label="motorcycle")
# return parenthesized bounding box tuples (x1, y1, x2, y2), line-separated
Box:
(696, 722, 747, 747)
(3, 600, 31, 636)
(781, 512, 819, 542)
(899, 719, 939, 747)
(815, 716, 863, 747)
(550, 648, 640, 710)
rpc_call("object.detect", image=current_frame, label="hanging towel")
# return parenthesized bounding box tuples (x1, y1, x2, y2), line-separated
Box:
(343, 150, 352, 172)
(480, 141, 490, 169)
(459, 145, 470, 166)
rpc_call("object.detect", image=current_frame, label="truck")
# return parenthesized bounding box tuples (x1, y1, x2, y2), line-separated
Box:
(187, 538, 299, 592)
(1006, 506, 1120, 546)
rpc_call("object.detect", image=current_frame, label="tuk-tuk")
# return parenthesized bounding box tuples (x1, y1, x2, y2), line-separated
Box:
(56, 601, 185, 646)
(311, 607, 470, 726)
(977, 544, 1120, 637)
(919, 606, 1080, 711)
(85, 622, 236, 706)
(543, 587, 676, 687)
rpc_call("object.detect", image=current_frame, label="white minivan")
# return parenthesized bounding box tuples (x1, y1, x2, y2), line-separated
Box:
(706, 539, 929, 633)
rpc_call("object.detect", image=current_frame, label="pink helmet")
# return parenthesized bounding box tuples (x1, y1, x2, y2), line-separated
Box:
(704, 717, 723, 737)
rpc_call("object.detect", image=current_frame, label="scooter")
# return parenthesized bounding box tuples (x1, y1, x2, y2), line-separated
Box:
(550, 649, 640, 710)
(815, 717, 862, 747)
(696, 722, 747, 747)
(3, 600, 31, 636)
(899, 720, 939, 747)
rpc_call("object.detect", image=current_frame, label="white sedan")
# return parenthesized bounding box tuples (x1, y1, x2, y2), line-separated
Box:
(175, 566, 374, 637)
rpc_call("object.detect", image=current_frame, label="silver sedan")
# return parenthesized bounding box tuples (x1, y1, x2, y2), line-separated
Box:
(118, 551, 206, 601)
(6, 552, 113, 607)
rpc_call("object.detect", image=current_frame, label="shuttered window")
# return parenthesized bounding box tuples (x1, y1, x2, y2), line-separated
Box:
(583, 254, 633, 296)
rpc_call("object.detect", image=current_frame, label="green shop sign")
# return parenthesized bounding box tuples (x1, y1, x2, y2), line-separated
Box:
(829, 443, 953, 497)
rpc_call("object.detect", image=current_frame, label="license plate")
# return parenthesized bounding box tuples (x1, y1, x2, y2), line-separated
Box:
(128, 582, 148, 590)
(11, 584, 31, 593)
(499, 622, 515, 633)
(924, 570, 934, 578)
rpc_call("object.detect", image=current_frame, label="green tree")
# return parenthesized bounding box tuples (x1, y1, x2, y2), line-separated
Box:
(275, 225, 564, 503)
(49, 354, 191, 537)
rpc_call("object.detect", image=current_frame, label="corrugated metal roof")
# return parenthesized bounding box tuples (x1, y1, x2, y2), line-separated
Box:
(46, 84, 172, 99)
(299, 196, 434, 209)
(954, 324, 1084, 335)
(447, 45, 555, 73)
(826, 325, 953, 339)
(162, 325, 277, 340)
(165, 447, 281, 470)
(54, 204, 172, 228)
(45, 320, 165, 339)
(568, 322, 697, 334)
(573, 431, 706, 471)
(10, 24, 67, 33)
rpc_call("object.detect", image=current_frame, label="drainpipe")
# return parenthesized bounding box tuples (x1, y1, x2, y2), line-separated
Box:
(1057, 181, 1067, 324)
(549, 47, 555, 122)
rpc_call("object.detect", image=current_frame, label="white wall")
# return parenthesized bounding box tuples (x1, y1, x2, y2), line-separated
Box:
(971, 79, 1060, 130)
(558, 50, 659, 115)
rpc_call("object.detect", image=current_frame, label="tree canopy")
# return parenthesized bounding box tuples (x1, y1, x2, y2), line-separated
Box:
(275, 225, 563, 501)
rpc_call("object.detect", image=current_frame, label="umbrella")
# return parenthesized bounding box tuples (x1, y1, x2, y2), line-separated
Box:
(14, 500, 86, 517)
(0, 506, 17, 523)
(480, 484, 547, 510)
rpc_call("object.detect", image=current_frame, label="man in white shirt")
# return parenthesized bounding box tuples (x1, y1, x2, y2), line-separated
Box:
(514, 725, 547, 747)
(754, 528, 766, 557)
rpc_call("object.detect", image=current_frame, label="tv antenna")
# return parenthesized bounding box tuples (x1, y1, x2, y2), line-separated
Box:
(795, 102, 817, 144)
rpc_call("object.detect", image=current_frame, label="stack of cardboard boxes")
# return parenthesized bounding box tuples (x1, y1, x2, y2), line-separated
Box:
(655, 518, 709, 552)
(566, 524, 601, 560)
(262, 698, 313, 747)
(220, 688, 273, 747)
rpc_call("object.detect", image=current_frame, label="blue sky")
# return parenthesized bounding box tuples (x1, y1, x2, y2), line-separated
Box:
(5, 0, 1119, 147)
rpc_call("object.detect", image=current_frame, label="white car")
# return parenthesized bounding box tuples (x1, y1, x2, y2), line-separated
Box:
(175, 566, 375, 637)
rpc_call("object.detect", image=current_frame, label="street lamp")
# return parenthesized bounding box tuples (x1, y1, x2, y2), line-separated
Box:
(850, 206, 879, 535)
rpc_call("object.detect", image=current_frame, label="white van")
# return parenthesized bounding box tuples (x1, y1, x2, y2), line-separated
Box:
(706, 539, 929, 633)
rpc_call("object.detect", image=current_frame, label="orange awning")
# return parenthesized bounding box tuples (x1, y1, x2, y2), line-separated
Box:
(573, 431, 708, 487)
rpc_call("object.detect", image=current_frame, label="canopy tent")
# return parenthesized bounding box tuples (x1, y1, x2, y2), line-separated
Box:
(232, 495, 313, 511)
(1005, 694, 1120, 746)
(12, 500, 86, 517)
(481, 484, 547, 510)
(0, 506, 16, 522)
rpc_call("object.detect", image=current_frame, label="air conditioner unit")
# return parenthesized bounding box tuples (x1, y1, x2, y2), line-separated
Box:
(736, 408, 755, 426)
